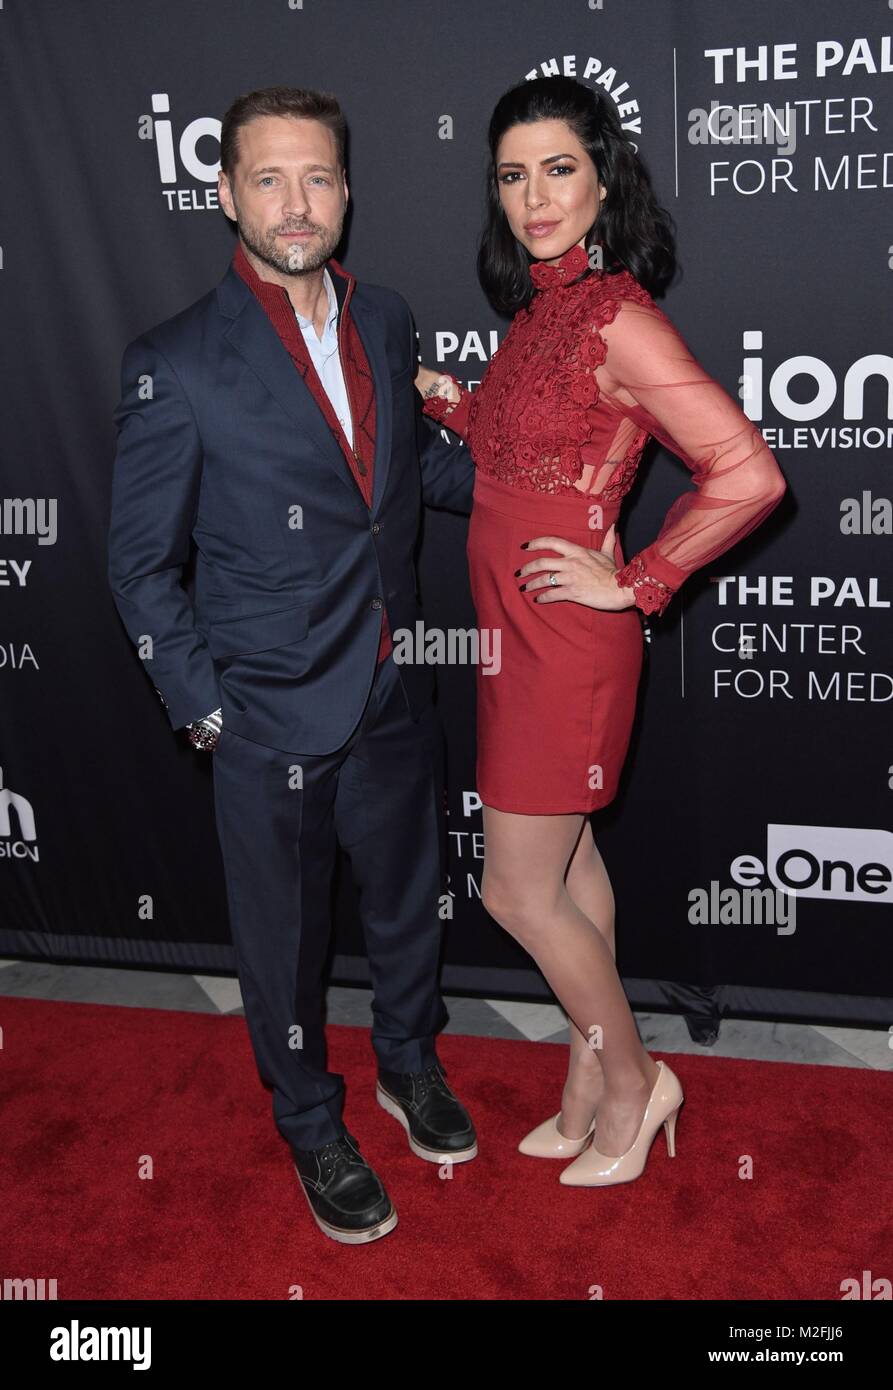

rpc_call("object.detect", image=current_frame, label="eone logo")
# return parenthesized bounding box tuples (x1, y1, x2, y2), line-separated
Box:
(731, 824, 891, 904)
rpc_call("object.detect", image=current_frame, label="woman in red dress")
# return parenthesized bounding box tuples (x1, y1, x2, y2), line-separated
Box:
(415, 77, 787, 1186)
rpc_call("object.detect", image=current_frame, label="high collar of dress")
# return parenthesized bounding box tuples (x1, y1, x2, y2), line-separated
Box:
(529, 241, 591, 291)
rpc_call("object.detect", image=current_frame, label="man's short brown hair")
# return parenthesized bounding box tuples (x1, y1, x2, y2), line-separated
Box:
(220, 86, 347, 179)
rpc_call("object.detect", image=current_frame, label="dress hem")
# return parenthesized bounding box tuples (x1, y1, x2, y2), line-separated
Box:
(477, 793, 617, 815)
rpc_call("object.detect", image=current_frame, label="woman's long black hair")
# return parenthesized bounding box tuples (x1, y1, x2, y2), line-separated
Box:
(478, 75, 677, 315)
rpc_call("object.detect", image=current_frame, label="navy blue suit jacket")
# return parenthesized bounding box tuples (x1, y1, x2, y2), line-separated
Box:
(108, 256, 474, 755)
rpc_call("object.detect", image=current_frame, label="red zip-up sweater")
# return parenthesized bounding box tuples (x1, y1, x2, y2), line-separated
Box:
(232, 240, 392, 663)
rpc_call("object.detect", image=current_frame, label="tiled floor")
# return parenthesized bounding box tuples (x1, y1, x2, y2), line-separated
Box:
(1, 957, 890, 1070)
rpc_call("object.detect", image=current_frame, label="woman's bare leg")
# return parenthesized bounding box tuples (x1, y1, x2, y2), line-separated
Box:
(559, 818, 618, 1136)
(482, 805, 660, 1156)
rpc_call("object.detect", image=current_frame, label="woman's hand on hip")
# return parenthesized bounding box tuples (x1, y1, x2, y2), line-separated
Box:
(515, 526, 636, 611)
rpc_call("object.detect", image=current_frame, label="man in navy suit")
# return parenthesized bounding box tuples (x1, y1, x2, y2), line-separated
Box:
(108, 87, 477, 1246)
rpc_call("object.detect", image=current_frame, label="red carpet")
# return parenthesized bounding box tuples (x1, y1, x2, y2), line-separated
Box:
(1, 996, 889, 1300)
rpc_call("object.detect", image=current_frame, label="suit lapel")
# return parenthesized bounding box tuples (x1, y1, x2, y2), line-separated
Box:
(216, 263, 393, 515)
(348, 293, 393, 514)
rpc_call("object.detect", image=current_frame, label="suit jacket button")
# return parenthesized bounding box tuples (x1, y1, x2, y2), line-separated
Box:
(371, 597, 383, 610)
(371, 522, 380, 534)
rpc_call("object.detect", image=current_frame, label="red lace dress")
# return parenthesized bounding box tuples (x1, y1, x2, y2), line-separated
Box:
(423, 241, 786, 814)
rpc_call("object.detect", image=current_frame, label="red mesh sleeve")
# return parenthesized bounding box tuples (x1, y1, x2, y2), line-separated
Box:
(596, 300, 787, 616)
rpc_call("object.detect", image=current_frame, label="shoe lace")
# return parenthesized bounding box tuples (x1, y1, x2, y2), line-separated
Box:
(316, 1134, 363, 1177)
(414, 1064, 451, 1101)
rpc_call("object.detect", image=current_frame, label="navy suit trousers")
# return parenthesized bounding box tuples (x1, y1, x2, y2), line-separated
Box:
(210, 651, 450, 1151)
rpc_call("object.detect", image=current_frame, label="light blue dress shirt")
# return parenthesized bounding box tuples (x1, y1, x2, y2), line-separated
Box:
(293, 267, 354, 449)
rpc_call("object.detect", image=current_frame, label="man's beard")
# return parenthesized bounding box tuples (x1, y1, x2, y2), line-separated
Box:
(235, 207, 343, 276)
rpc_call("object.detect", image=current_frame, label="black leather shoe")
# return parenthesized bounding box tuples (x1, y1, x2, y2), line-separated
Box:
(377, 1063, 477, 1163)
(291, 1131, 397, 1244)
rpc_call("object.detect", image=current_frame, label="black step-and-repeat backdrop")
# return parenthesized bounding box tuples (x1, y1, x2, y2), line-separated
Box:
(2, 1, 891, 1031)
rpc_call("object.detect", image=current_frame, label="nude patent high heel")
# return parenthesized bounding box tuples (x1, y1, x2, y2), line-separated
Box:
(558, 1060, 683, 1186)
(518, 1111, 596, 1158)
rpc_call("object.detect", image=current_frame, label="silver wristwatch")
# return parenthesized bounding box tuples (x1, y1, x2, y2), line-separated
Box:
(154, 686, 223, 750)
(186, 708, 223, 751)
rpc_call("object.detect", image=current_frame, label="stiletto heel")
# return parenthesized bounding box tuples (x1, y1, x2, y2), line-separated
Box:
(663, 1101, 682, 1158)
(559, 1060, 684, 1187)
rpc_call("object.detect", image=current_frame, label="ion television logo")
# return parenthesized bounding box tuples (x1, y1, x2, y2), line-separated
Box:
(143, 94, 221, 210)
(732, 825, 891, 904)
(0, 767, 38, 860)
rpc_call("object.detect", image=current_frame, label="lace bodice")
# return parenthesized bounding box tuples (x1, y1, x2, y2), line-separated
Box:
(423, 242, 787, 615)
